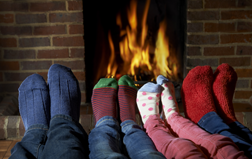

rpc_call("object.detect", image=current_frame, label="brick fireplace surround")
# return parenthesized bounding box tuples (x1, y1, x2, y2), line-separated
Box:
(0, 0, 252, 139)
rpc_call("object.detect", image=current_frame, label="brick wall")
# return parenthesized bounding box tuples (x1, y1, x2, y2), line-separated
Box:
(187, 0, 252, 111)
(0, 0, 86, 105)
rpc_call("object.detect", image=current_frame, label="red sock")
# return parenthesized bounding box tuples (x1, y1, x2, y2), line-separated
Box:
(213, 63, 237, 124)
(91, 78, 118, 124)
(118, 75, 138, 122)
(181, 66, 216, 124)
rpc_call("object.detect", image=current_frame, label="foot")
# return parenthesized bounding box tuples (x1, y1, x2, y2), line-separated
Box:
(19, 74, 50, 130)
(157, 75, 179, 119)
(48, 64, 81, 122)
(213, 63, 237, 124)
(181, 66, 216, 124)
(136, 82, 163, 124)
(118, 75, 138, 122)
(91, 78, 118, 124)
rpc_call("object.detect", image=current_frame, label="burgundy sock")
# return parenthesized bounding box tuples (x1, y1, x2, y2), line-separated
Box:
(213, 63, 237, 124)
(91, 78, 118, 124)
(181, 66, 216, 124)
(118, 75, 138, 122)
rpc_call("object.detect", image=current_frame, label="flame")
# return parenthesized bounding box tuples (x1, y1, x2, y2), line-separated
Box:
(106, 0, 178, 80)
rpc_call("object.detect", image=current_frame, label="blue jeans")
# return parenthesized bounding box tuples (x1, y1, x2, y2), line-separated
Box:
(88, 116, 165, 159)
(10, 115, 89, 159)
(198, 111, 252, 158)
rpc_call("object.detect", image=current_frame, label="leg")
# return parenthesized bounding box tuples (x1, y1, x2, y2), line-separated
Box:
(40, 64, 89, 159)
(137, 81, 205, 158)
(10, 74, 50, 159)
(89, 77, 127, 159)
(118, 76, 165, 159)
(181, 66, 251, 158)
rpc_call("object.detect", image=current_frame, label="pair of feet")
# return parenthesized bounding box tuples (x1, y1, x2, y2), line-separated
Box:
(92, 75, 138, 124)
(181, 63, 237, 125)
(136, 75, 179, 124)
(19, 64, 81, 130)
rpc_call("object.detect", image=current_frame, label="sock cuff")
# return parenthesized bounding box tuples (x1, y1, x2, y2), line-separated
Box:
(94, 78, 118, 89)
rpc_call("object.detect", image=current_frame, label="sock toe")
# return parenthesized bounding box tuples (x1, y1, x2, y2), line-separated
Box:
(156, 75, 169, 85)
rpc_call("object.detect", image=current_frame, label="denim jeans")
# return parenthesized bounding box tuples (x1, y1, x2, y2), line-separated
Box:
(10, 115, 89, 159)
(198, 111, 252, 158)
(88, 116, 165, 159)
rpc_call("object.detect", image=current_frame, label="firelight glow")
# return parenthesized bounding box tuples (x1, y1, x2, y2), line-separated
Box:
(106, 0, 178, 80)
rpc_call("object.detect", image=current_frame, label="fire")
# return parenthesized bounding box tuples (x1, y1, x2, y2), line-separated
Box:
(106, 0, 178, 81)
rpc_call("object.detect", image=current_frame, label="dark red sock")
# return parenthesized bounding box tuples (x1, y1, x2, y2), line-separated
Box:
(213, 63, 237, 124)
(181, 66, 216, 124)
(118, 75, 138, 122)
(91, 78, 118, 124)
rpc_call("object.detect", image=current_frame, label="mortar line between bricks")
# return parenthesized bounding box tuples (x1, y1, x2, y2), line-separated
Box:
(0, 23, 84, 27)
(187, 20, 252, 23)
(187, 8, 252, 11)
(0, 10, 83, 14)
(1, 46, 85, 50)
(186, 44, 252, 47)
(187, 32, 252, 35)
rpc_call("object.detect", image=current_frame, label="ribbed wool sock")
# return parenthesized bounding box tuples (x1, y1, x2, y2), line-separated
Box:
(181, 66, 216, 124)
(118, 75, 138, 122)
(48, 64, 81, 122)
(157, 75, 179, 119)
(91, 78, 118, 124)
(19, 74, 50, 130)
(136, 82, 163, 124)
(213, 63, 237, 124)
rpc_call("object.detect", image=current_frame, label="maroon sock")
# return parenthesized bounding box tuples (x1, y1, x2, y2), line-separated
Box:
(118, 75, 138, 122)
(181, 66, 216, 124)
(91, 78, 118, 124)
(213, 63, 237, 125)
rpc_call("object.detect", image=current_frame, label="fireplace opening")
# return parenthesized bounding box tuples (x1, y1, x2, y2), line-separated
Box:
(84, 0, 186, 103)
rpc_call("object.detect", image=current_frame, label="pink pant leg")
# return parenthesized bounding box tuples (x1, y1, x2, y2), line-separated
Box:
(144, 115, 207, 159)
(167, 112, 247, 159)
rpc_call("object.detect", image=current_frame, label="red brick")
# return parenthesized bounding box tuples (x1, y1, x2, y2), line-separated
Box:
(187, 47, 201, 56)
(19, 37, 50, 47)
(37, 49, 69, 58)
(30, 2, 65, 12)
(187, 58, 218, 67)
(54, 60, 84, 70)
(79, 81, 86, 91)
(237, 46, 252, 55)
(68, 1, 83, 10)
(0, 14, 14, 23)
(237, 22, 252, 32)
(251, 80, 252, 89)
(0, 61, 19, 70)
(187, 0, 203, 9)
(0, 38, 17, 47)
(0, 72, 3, 81)
(187, 35, 219, 44)
(37, 72, 48, 81)
(0, 2, 28, 11)
(49, 12, 83, 23)
(4, 72, 33, 81)
(235, 68, 252, 77)
(70, 48, 85, 58)
(204, 47, 234, 56)
(205, 22, 235, 32)
(73, 72, 85, 80)
(69, 25, 84, 34)
(4, 50, 35, 59)
(19, 118, 25, 137)
(187, 11, 220, 21)
(205, 0, 236, 8)
(53, 36, 84, 46)
(34, 25, 66, 35)
(187, 23, 203, 32)
(221, 10, 252, 20)
(235, 90, 252, 99)
(16, 14, 47, 24)
(237, 0, 252, 7)
(0, 83, 19, 92)
(21, 61, 52, 70)
(81, 92, 86, 103)
(0, 116, 6, 139)
(236, 79, 249, 88)
(220, 34, 252, 44)
(220, 57, 250, 66)
(0, 26, 32, 35)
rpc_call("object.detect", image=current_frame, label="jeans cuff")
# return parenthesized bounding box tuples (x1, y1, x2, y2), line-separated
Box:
(51, 114, 75, 123)
(121, 120, 142, 134)
(198, 111, 217, 126)
(96, 116, 119, 127)
(25, 124, 49, 135)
